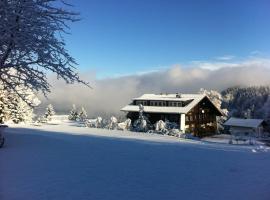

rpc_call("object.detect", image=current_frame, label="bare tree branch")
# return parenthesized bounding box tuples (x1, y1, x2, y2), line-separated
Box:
(0, 0, 89, 98)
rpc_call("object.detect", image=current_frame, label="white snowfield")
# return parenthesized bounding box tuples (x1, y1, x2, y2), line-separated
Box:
(1, 122, 270, 200)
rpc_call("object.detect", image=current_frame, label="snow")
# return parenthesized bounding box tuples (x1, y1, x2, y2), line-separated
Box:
(121, 93, 224, 115)
(224, 117, 265, 128)
(133, 93, 204, 101)
(1, 122, 270, 200)
(121, 93, 206, 114)
(201, 134, 266, 146)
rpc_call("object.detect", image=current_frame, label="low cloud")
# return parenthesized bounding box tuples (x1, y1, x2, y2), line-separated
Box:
(38, 57, 270, 117)
(191, 57, 270, 70)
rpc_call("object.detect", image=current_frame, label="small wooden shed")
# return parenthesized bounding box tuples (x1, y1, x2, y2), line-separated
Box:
(223, 117, 267, 138)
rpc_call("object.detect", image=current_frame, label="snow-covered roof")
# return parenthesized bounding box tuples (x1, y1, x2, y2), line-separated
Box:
(223, 117, 265, 128)
(121, 93, 207, 114)
(133, 93, 203, 102)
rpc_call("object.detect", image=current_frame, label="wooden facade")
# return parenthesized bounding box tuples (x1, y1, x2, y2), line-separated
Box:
(184, 97, 221, 137)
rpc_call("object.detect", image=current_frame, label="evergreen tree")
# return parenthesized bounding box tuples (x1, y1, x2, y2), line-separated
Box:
(221, 86, 270, 119)
(0, 92, 10, 123)
(10, 97, 33, 123)
(78, 107, 87, 122)
(68, 104, 79, 121)
(133, 104, 150, 132)
(0, 84, 39, 123)
(44, 104, 55, 121)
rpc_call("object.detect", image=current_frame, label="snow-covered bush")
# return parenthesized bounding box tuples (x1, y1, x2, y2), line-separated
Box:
(155, 120, 166, 132)
(85, 117, 103, 128)
(36, 116, 47, 124)
(153, 120, 180, 136)
(133, 118, 149, 132)
(167, 129, 181, 137)
(165, 121, 179, 130)
(117, 118, 132, 130)
(133, 104, 152, 132)
(108, 116, 118, 130)
(101, 119, 109, 129)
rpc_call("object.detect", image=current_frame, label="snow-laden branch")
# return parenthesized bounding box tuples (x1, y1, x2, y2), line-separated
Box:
(0, 0, 88, 97)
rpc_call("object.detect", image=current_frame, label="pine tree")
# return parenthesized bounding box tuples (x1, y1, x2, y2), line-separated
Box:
(0, 84, 39, 123)
(222, 86, 270, 119)
(133, 104, 150, 132)
(0, 92, 10, 123)
(10, 97, 31, 123)
(44, 104, 55, 121)
(78, 107, 87, 122)
(68, 104, 78, 121)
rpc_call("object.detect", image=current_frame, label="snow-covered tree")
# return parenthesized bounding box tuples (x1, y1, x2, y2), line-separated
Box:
(44, 104, 55, 121)
(78, 107, 87, 122)
(10, 96, 34, 123)
(199, 88, 229, 133)
(263, 95, 270, 119)
(0, 91, 11, 123)
(0, 84, 40, 123)
(221, 86, 270, 119)
(68, 104, 78, 121)
(108, 116, 118, 129)
(199, 88, 228, 116)
(199, 88, 223, 108)
(133, 104, 150, 132)
(0, 0, 88, 97)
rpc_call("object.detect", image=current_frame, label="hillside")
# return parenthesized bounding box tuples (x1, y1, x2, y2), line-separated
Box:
(221, 86, 270, 119)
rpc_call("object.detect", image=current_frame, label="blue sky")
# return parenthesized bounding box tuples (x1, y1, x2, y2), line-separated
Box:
(64, 0, 270, 78)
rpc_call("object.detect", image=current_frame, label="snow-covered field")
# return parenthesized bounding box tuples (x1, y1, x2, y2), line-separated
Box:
(1, 122, 270, 200)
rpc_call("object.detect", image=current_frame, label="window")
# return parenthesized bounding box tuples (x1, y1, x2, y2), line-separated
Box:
(136, 101, 147, 106)
(185, 116, 189, 121)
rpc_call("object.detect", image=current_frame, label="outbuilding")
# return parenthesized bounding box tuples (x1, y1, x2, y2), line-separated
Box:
(223, 117, 267, 138)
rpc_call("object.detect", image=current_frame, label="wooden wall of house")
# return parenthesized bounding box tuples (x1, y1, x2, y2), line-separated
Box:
(185, 97, 221, 137)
